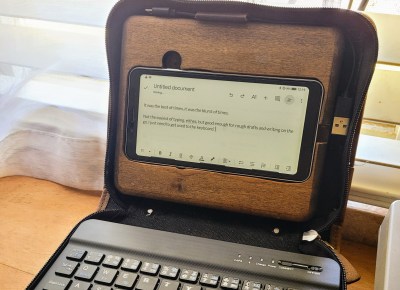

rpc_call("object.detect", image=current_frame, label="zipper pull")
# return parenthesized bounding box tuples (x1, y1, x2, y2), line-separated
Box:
(144, 8, 248, 23)
(145, 7, 177, 17)
(195, 12, 248, 23)
(302, 229, 320, 242)
(145, 8, 195, 18)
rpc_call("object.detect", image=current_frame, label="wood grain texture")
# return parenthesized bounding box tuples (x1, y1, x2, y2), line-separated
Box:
(0, 264, 33, 290)
(341, 240, 377, 290)
(115, 16, 344, 221)
(0, 176, 100, 288)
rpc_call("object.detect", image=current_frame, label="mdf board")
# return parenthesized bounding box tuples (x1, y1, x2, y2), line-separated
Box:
(114, 16, 344, 221)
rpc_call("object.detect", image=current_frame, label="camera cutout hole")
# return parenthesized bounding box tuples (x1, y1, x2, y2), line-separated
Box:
(162, 51, 182, 69)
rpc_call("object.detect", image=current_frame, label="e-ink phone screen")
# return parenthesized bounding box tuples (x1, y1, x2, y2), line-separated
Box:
(125, 68, 323, 182)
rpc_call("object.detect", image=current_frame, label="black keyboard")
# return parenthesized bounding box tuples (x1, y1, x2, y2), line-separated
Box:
(33, 219, 340, 290)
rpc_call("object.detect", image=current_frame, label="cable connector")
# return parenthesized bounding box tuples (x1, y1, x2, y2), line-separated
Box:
(332, 117, 350, 135)
(332, 97, 353, 136)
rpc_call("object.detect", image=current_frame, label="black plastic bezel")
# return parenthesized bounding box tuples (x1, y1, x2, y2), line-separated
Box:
(125, 67, 324, 182)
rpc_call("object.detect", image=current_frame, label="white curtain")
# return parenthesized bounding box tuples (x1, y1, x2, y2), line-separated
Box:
(0, 1, 116, 190)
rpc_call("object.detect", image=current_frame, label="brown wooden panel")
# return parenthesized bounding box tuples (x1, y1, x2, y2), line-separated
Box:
(114, 16, 344, 221)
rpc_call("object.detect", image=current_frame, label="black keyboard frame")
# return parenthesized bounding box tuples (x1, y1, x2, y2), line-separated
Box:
(33, 219, 340, 290)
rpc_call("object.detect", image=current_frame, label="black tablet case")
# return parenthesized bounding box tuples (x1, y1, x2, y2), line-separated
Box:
(28, 1, 378, 289)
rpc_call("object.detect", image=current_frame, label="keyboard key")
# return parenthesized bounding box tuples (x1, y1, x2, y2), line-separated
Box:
(92, 285, 112, 290)
(265, 285, 283, 290)
(85, 251, 105, 265)
(94, 268, 118, 285)
(121, 258, 141, 272)
(200, 273, 220, 287)
(180, 269, 199, 283)
(160, 266, 180, 279)
(103, 254, 123, 268)
(221, 277, 240, 289)
(182, 284, 202, 290)
(66, 249, 86, 261)
(140, 262, 160, 275)
(114, 272, 138, 289)
(74, 264, 98, 281)
(136, 275, 160, 290)
(70, 280, 91, 290)
(44, 277, 71, 290)
(159, 280, 180, 290)
(55, 260, 78, 277)
(242, 281, 262, 290)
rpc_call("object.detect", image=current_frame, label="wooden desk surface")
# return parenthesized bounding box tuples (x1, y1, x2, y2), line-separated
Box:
(0, 176, 376, 289)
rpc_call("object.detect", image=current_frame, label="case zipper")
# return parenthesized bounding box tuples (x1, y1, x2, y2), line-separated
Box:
(318, 12, 378, 233)
(102, 0, 130, 210)
(302, 230, 347, 288)
(317, 239, 348, 290)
